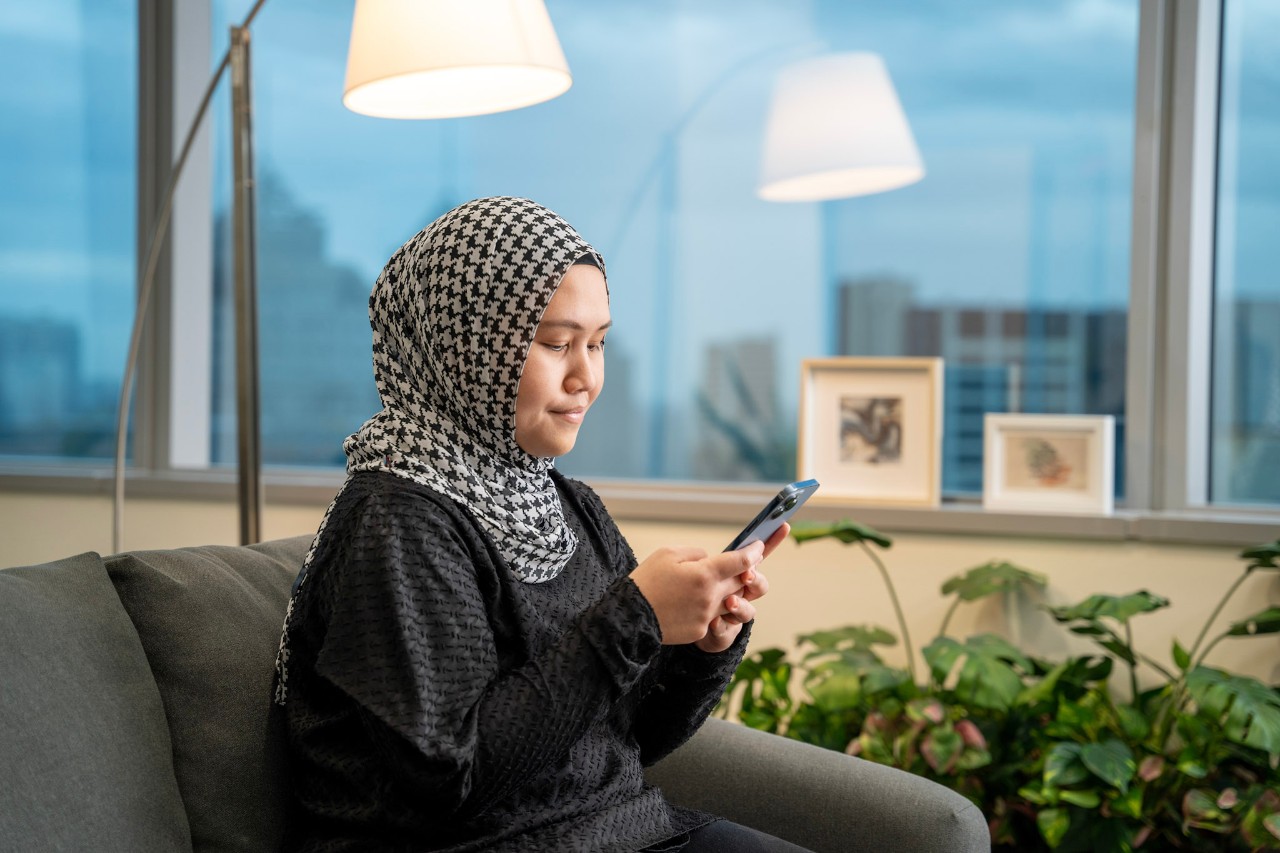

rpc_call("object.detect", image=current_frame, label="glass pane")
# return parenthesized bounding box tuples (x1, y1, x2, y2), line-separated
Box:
(0, 2, 137, 461)
(1211, 0, 1280, 506)
(207, 0, 1135, 494)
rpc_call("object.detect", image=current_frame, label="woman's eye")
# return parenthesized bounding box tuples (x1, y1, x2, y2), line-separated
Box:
(543, 343, 568, 352)
(590, 339, 607, 352)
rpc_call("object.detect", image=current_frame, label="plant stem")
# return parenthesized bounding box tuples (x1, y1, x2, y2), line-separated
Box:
(1155, 567, 1250, 749)
(1126, 620, 1138, 702)
(937, 598, 961, 642)
(1186, 569, 1249, 665)
(1194, 633, 1228, 671)
(858, 539, 917, 683)
(1135, 653, 1177, 682)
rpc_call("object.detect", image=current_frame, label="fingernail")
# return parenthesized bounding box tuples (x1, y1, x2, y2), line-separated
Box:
(744, 570, 756, 584)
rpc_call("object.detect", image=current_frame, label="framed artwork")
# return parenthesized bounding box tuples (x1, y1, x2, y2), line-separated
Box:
(983, 414, 1115, 515)
(797, 357, 944, 506)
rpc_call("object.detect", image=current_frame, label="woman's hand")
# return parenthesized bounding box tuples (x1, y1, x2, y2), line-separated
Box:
(692, 523, 786, 653)
(630, 541, 767, 646)
(630, 523, 788, 651)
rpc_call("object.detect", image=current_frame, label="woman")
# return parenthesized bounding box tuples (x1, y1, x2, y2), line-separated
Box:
(273, 197, 805, 852)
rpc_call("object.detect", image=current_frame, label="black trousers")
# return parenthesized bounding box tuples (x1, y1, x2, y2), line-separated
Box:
(644, 819, 814, 852)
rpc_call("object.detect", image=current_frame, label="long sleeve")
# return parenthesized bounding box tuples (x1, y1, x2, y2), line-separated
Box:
(310, 487, 663, 820)
(564, 478, 752, 767)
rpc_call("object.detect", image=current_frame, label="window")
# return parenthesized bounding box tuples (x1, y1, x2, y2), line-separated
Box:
(0, 2, 137, 462)
(198, 0, 1137, 496)
(6, 1, 1275, 527)
(1210, 0, 1280, 505)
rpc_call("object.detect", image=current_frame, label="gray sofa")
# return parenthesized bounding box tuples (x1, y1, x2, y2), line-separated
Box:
(0, 536, 989, 853)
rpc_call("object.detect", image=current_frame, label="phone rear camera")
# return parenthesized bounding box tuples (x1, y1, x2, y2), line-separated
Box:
(784, 496, 798, 511)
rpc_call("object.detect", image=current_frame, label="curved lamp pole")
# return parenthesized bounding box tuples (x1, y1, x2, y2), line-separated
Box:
(112, 0, 572, 552)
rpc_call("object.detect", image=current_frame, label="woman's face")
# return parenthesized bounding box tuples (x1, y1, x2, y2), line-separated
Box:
(515, 264, 611, 457)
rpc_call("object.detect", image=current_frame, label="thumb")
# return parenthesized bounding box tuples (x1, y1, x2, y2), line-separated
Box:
(713, 540, 763, 578)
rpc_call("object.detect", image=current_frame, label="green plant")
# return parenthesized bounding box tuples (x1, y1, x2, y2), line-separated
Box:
(720, 523, 1280, 851)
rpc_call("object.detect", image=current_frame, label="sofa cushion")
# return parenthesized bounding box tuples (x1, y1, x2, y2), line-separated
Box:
(0, 551, 193, 852)
(105, 536, 311, 853)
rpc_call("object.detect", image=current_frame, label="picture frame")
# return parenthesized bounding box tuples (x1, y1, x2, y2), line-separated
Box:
(797, 357, 944, 506)
(983, 414, 1115, 515)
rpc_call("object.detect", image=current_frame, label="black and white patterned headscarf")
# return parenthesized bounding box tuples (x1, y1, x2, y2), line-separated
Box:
(346, 195, 604, 582)
(275, 197, 604, 705)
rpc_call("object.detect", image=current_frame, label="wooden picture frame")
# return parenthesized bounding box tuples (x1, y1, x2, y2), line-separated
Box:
(983, 414, 1115, 515)
(797, 357, 944, 506)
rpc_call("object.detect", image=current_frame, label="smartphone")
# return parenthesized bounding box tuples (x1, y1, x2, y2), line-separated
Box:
(725, 479, 820, 551)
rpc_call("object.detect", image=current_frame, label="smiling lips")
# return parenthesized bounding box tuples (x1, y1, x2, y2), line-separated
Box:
(553, 407, 587, 424)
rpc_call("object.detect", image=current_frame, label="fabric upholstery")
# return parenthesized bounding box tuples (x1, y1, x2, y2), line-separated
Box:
(104, 536, 310, 853)
(0, 551, 192, 852)
(646, 716, 991, 853)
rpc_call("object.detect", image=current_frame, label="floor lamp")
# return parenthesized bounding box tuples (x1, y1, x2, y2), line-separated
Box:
(112, 0, 573, 553)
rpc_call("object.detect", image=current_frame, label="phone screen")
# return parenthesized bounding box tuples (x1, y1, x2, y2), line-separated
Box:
(725, 479, 820, 551)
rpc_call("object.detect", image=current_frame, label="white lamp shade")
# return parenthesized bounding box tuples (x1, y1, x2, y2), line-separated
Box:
(344, 0, 572, 119)
(758, 53, 924, 202)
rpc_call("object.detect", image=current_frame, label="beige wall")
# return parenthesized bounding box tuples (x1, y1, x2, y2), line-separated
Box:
(3, 490, 1277, 690)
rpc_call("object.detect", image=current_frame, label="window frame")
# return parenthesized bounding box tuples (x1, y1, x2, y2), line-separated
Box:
(2, 0, 1278, 548)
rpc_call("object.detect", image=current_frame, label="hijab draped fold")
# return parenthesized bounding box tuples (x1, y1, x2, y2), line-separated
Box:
(275, 196, 604, 705)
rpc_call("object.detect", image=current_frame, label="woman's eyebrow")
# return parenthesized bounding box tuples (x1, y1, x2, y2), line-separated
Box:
(538, 319, 613, 332)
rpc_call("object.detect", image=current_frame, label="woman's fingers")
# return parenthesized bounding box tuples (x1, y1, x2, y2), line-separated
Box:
(720, 594, 756, 625)
(760, 522, 790, 559)
(736, 568, 770, 602)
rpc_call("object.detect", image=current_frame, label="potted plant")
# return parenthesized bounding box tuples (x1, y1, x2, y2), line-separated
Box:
(721, 522, 1280, 851)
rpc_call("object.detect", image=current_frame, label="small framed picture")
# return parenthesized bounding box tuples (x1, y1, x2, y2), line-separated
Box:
(983, 414, 1115, 515)
(798, 357, 944, 506)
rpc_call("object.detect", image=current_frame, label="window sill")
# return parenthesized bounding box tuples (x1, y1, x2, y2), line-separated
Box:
(1, 466, 1276, 547)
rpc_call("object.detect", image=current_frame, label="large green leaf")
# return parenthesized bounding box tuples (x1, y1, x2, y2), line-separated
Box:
(1186, 666, 1280, 756)
(1241, 539, 1280, 570)
(1037, 807, 1071, 848)
(923, 636, 966, 685)
(1043, 742, 1090, 787)
(791, 519, 893, 549)
(799, 625, 897, 655)
(805, 669, 861, 708)
(860, 663, 911, 695)
(1046, 590, 1170, 624)
(1080, 739, 1136, 793)
(1225, 606, 1280, 637)
(940, 560, 1047, 601)
(924, 634, 1029, 711)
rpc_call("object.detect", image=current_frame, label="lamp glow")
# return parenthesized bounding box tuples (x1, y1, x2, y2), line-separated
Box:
(344, 0, 573, 119)
(758, 52, 924, 202)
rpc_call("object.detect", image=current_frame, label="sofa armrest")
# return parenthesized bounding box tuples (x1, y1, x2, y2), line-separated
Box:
(644, 717, 990, 853)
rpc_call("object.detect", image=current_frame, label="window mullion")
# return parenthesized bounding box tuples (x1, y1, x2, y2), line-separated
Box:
(135, 0, 175, 473)
(1125, 0, 1175, 512)
(1159, 0, 1221, 510)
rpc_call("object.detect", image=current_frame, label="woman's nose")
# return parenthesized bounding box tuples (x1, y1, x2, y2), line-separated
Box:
(565, 349, 597, 392)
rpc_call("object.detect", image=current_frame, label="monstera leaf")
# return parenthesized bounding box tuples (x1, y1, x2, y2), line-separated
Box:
(1226, 606, 1280, 637)
(1241, 539, 1280, 570)
(791, 519, 893, 549)
(1046, 590, 1170, 624)
(924, 634, 1031, 712)
(941, 560, 1047, 602)
(1187, 666, 1280, 756)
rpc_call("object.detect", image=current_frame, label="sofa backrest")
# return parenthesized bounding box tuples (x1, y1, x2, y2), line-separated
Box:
(1, 551, 194, 852)
(103, 536, 311, 853)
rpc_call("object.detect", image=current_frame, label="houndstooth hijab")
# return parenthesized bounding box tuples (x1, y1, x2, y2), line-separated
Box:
(345, 196, 604, 582)
(275, 197, 604, 704)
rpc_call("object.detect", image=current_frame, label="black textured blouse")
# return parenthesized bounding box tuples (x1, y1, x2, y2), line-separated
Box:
(280, 469, 749, 852)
